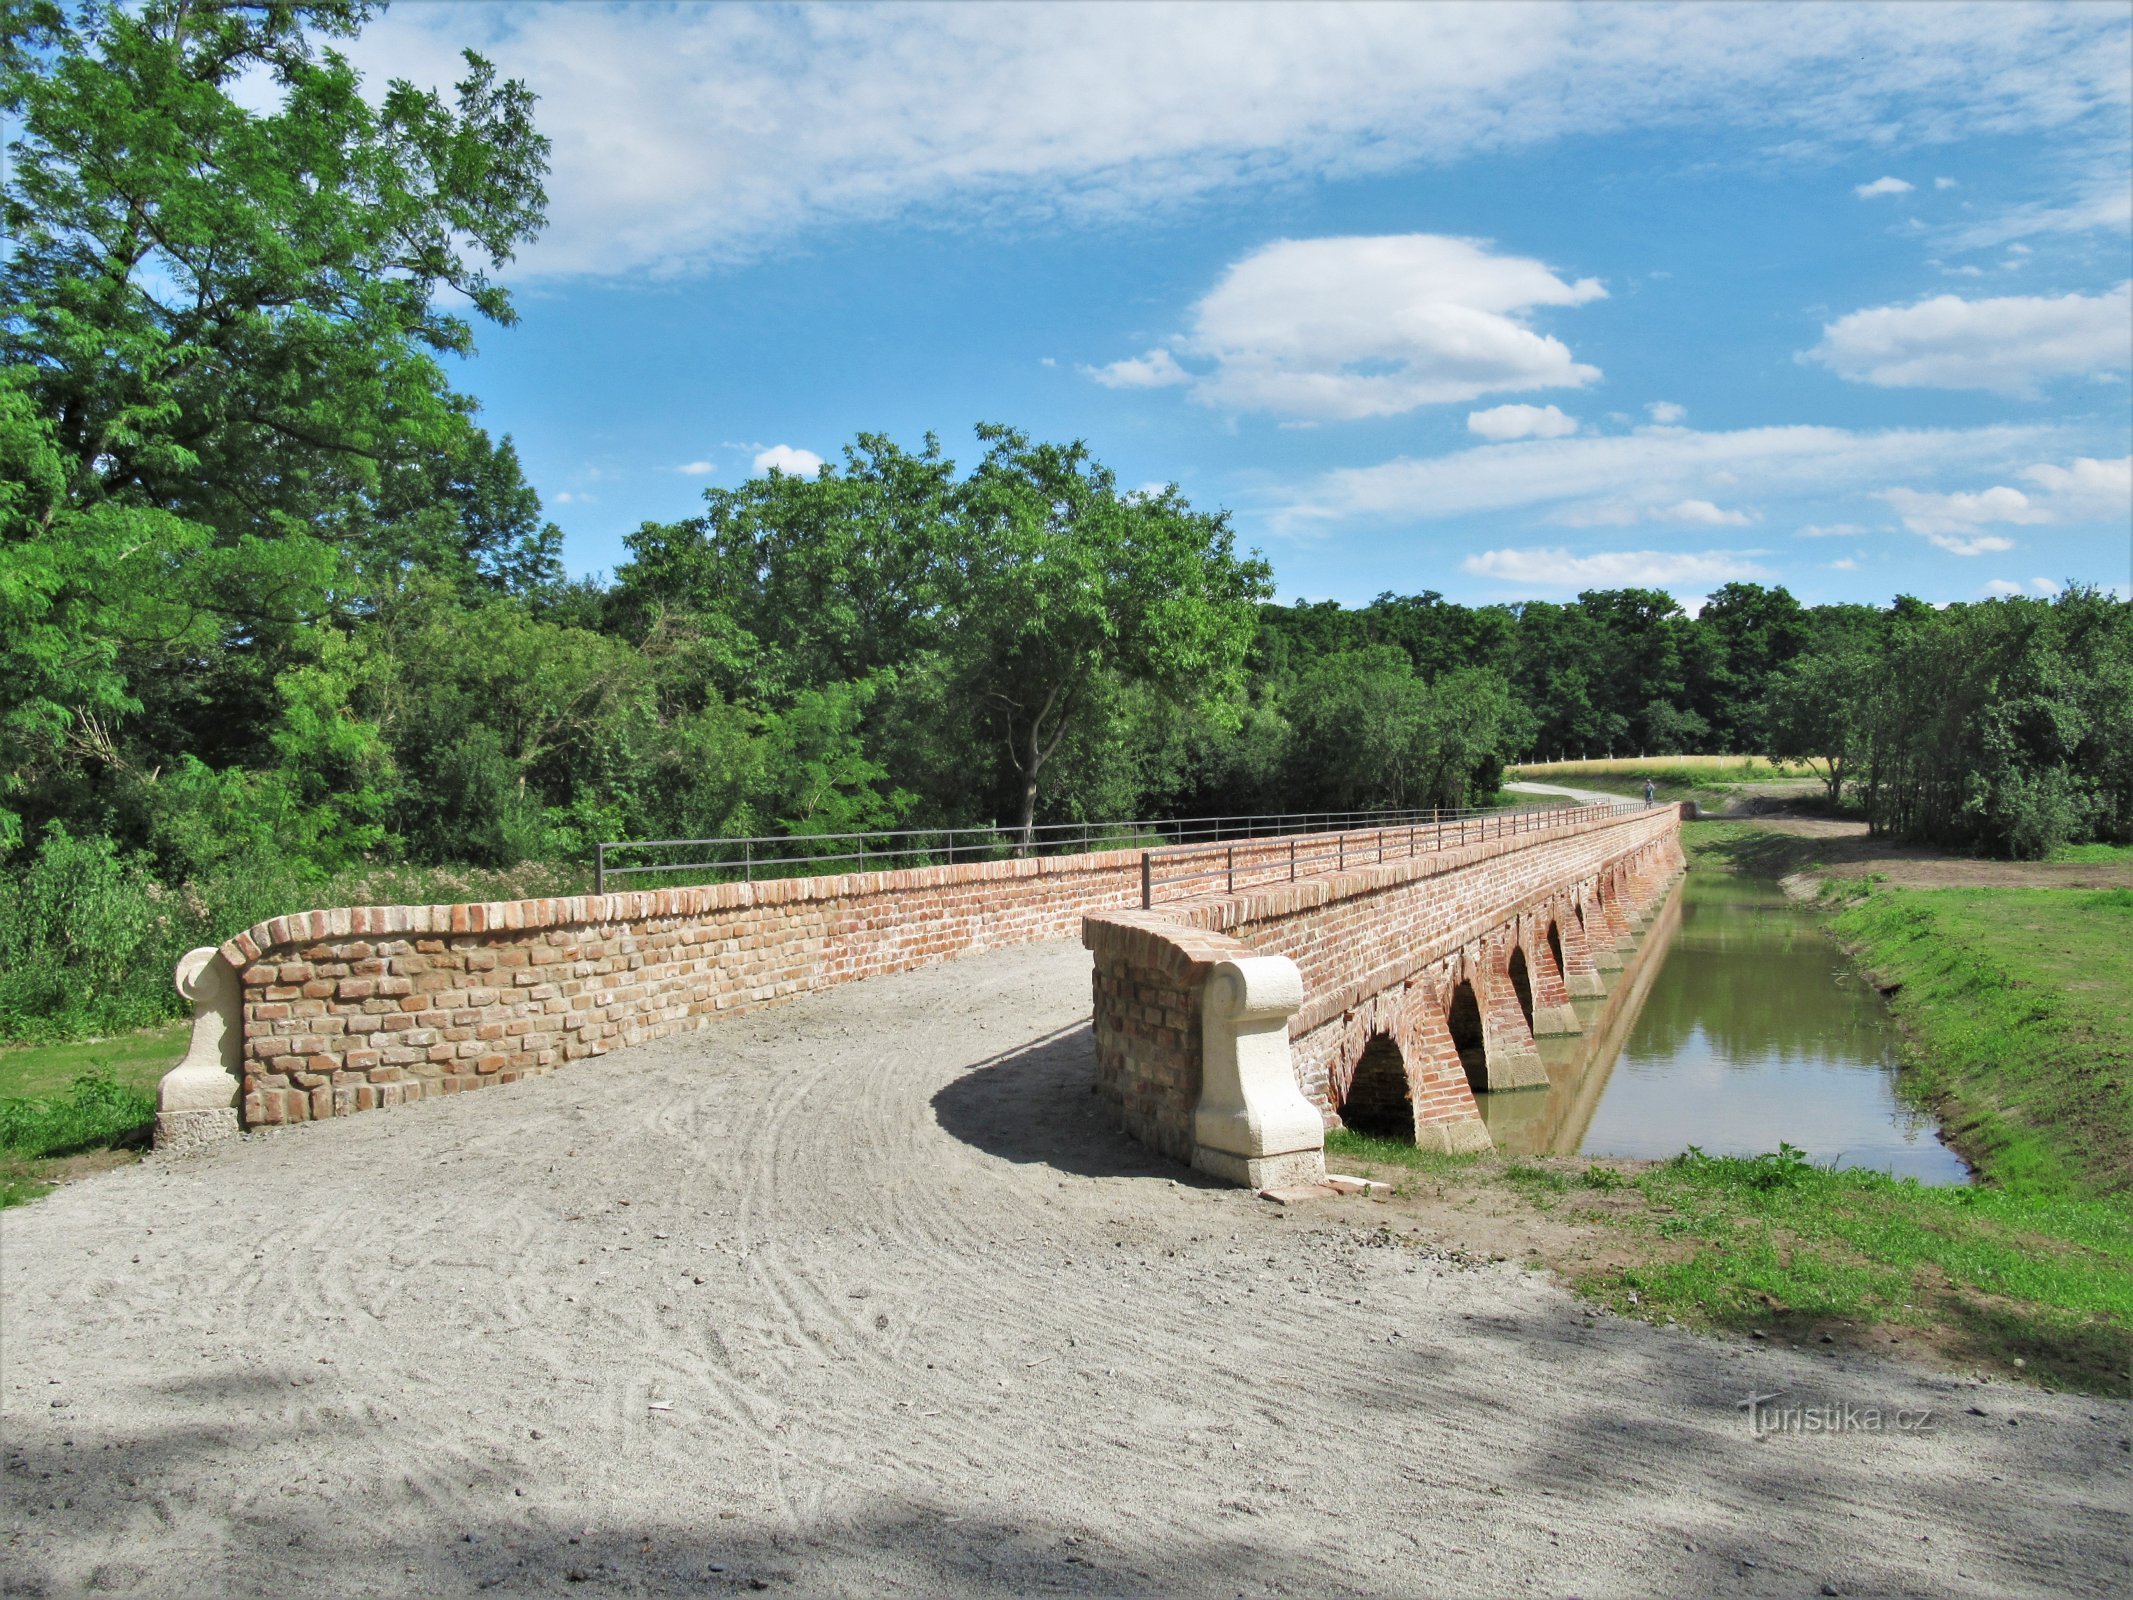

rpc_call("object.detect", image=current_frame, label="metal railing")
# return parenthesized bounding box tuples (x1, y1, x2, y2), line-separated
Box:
(592, 806, 1529, 895)
(1137, 799, 1646, 908)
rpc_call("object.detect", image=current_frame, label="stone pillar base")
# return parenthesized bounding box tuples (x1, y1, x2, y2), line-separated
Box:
(1530, 1003, 1583, 1037)
(1564, 971, 1607, 997)
(1414, 1116, 1493, 1155)
(1479, 1051, 1549, 1092)
(154, 1108, 239, 1153)
(1195, 1144, 1327, 1191)
(1593, 948, 1627, 971)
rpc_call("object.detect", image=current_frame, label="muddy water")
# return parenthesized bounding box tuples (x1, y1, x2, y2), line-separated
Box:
(1480, 873, 1970, 1183)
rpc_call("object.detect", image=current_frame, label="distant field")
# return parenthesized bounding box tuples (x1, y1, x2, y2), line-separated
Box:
(1510, 756, 1814, 780)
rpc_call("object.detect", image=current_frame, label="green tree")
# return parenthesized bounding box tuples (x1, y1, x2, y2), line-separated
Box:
(948, 426, 1270, 841)
(1, 0, 551, 847)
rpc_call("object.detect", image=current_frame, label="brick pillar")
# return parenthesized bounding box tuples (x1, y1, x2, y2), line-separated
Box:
(1597, 872, 1637, 952)
(1525, 912, 1582, 1036)
(1397, 988, 1491, 1154)
(1472, 937, 1547, 1091)
(1588, 884, 1628, 970)
(1555, 894, 1607, 995)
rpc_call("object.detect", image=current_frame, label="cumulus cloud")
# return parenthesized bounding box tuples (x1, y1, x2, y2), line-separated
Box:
(1182, 234, 1604, 420)
(339, 4, 2133, 276)
(1805, 283, 2133, 395)
(1798, 522, 1867, 538)
(1984, 578, 2026, 596)
(1461, 547, 1775, 592)
(1467, 403, 1579, 441)
(1855, 175, 1915, 198)
(676, 460, 715, 475)
(1278, 421, 2049, 531)
(2021, 454, 2133, 521)
(1646, 401, 1687, 425)
(1083, 348, 1190, 389)
(1878, 457, 2131, 552)
(1935, 176, 1959, 189)
(753, 445, 826, 476)
(1879, 483, 2052, 537)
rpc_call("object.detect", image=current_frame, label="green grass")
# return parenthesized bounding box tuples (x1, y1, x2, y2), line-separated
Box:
(0, 1021, 185, 1102)
(0, 1023, 181, 1207)
(1832, 886, 2133, 1197)
(1599, 1146, 2133, 1392)
(2049, 841, 2133, 864)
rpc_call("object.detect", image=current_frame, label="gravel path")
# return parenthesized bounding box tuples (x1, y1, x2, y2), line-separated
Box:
(3, 940, 2126, 1597)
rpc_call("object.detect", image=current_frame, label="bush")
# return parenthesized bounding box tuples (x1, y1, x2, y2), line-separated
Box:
(0, 825, 185, 1040)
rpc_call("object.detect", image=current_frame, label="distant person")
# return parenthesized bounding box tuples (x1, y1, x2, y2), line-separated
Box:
(1644, 778, 1656, 807)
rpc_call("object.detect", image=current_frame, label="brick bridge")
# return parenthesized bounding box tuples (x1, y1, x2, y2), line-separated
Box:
(155, 804, 1684, 1186)
(1080, 804, 1686, 1191)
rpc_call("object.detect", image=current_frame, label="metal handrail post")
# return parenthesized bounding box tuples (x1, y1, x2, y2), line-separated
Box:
(595, 841, 605, 897)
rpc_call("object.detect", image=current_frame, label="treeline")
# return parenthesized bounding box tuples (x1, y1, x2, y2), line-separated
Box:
(3, 4, 2129, 1041)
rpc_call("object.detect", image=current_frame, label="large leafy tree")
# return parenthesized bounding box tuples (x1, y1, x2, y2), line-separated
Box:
(0, 0, 551, 847)
(948, 425, 1270, 840)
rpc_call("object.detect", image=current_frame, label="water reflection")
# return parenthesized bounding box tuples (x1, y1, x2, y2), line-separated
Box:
(1481, 873, 1969, 1184)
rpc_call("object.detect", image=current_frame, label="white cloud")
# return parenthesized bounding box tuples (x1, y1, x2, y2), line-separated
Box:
(1664, 498, 1754, 527)
(1280, 421, 2049, 531)
(342, 4, 2133, 276)
(1984, 578, 2026, 596)
(1855, 175, 1915, 198)
(1880, 483, 2052, 537)
(752, 445, 826, 476)
(2031, 576, 2063, 594)
(1830, 558, 1859, 571)
(1935, 176, 1959, 190)
(1461, 547, 1774, 593)
(1646, 401, 1687, 425)
(1083, 348, 1190, 389)
(2021, 454, 2133, 521)
(1805, 282, 2133, 395)
(1924, 532, 2017, 556)
(676, 460, 716, 476)
(1798, 522, 1866, 538)
(1467, 403, 1579, 441)
(1878, 457, 2131, 551)
(1181, 234, 1604, 421)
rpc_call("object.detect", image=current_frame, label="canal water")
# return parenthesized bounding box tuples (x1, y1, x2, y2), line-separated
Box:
(1480, 872, 1970, 1183)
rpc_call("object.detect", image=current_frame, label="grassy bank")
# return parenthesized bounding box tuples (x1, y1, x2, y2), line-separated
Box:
(1831, 887, 2133, 1196)
(0, 1024, 182, 1207)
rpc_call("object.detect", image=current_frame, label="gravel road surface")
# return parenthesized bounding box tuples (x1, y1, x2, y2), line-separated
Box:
(3, 940, 2126, 1597)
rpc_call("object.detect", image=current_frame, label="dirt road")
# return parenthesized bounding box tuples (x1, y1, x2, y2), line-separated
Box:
(3, 941, 2126, 1596)
(1728, 816, 2133, 890)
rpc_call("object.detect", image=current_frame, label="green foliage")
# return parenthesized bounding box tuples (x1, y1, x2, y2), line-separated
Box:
(0, 1068, 155, 1162)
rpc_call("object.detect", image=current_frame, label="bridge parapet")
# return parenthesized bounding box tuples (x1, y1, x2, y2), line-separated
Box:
(1083, 803, 1688, 1188)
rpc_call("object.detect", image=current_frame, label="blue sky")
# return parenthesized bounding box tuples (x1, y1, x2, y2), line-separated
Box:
(355, 1, 2132, 611)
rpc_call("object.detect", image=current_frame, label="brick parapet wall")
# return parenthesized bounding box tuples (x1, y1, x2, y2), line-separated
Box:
(1141, 807, 1681, 1038)
(222, 848, 1147, 1126)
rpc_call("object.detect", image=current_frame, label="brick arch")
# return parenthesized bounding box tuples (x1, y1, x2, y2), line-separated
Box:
(1337, 1031, 1413, 1138)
